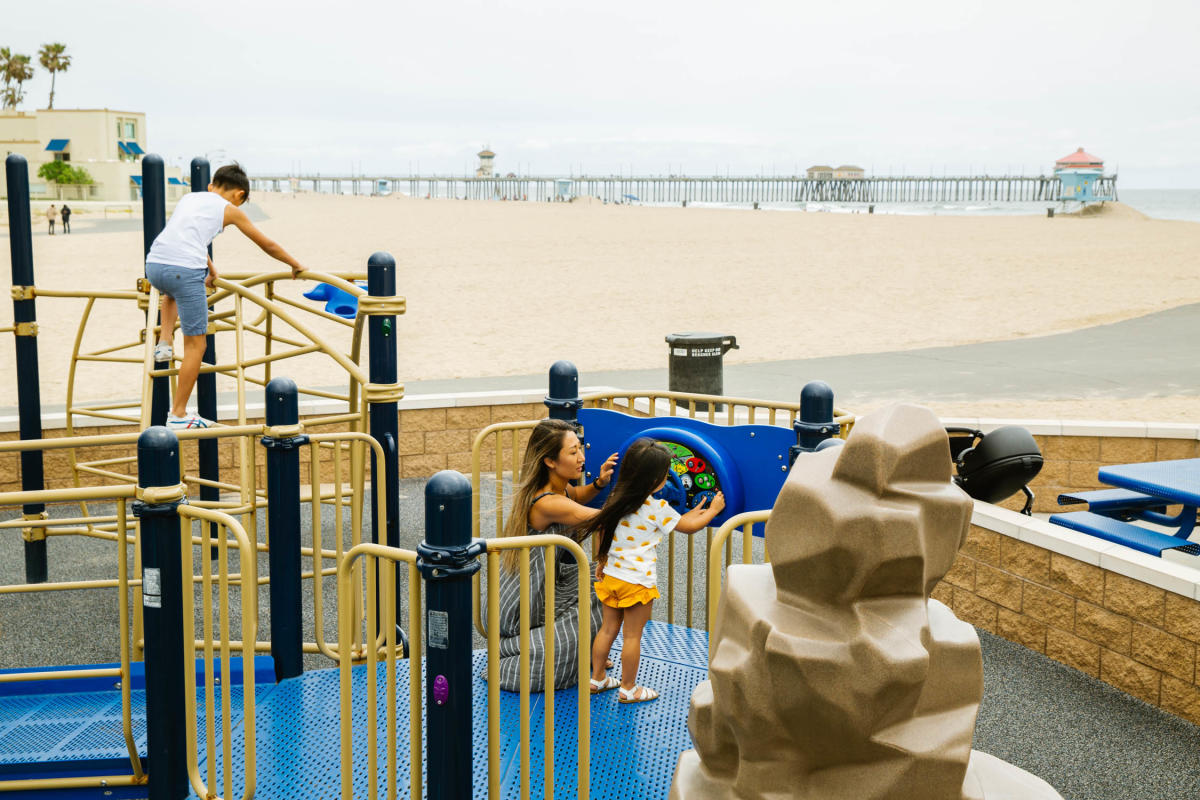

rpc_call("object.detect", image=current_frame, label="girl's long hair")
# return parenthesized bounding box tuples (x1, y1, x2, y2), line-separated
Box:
(500, 419, 577, 571)
(578, 438, 672, 560)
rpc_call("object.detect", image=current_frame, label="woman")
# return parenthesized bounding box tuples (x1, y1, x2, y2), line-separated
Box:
(492, 418, 617, 691)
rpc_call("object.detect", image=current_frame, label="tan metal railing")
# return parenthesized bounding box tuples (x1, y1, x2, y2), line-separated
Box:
(582, 389, 856, 434)
(0, 419, 386, 664)
(337, 542, 421, 800)
(706, 510, 772, 637)
(305, 431, 386, 663)
(333, 533, 591, 800)
(54, 269, 390, 530)
(178, 505, 259, 800)
(482, 534, 592, 800)
(0, 490, 144, 795)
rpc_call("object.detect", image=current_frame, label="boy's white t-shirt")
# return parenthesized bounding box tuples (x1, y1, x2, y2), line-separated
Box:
(145, 192, 230, 269)
(603, 497, 680, 588)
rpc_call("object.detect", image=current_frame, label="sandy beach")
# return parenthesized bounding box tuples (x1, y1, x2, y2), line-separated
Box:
(3, 194, 1200, 421)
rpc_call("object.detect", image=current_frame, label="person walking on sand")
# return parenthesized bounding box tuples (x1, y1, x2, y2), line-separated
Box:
(581, 438, 724, 703)
(46, 204, 57, 235)
(145, 162, 307, 430)
(60, 204, 71, 234)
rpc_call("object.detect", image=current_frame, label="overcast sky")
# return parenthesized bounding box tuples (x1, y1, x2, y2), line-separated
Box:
(6, 0, 1198, 187)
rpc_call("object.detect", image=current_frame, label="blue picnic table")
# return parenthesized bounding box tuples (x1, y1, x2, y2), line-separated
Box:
(1051, 458, 1200, 557)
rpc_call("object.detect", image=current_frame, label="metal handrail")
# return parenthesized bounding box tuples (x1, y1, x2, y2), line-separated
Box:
(178, 505, 259, 800)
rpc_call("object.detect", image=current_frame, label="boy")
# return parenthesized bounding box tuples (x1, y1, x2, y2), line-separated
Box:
(145, 163, 305, 429)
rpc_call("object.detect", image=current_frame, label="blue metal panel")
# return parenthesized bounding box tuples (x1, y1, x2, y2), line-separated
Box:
(44, 139, 69, 152)
(579, 407, 793, 529)
(129, 175, 142, 186)
(125, 141, 145, 155)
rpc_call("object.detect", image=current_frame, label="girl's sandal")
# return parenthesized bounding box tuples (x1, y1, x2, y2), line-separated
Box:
(618, 685, 659, 704)
(590, 675, 620, 694)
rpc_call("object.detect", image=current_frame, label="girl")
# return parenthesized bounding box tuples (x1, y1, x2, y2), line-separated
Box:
(584, 438, 725, 703)
(492, 418, 618, 691)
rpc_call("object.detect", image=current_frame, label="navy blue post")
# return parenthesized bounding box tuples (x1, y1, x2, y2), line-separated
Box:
(5, 155, 47, 584)
(134, 427, 188, 800)
(191, 158, 220, 542)
(417, 471, 484, 800)
(143, 155, 170, 426)
(366, 252, 401, 623)
(262, 378, 308, 681)
(544, 360, 582, 424)
(789, 380, 840, 464)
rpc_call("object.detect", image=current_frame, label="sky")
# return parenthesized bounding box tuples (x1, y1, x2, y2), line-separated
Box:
(4, 0, 1199, 187)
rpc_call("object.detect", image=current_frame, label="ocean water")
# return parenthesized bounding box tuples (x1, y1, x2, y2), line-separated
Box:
(1116, 189, 1200, 223)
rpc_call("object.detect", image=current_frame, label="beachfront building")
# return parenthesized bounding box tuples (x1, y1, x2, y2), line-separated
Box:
(0, 108, 184, 202)
(806, 165, 834, 180)
(476, 147, 495, 178)
(833, 164, 865, 179)
(1054, 147, 1109, 203)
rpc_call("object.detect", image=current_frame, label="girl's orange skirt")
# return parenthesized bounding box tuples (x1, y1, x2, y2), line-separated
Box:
(595, 573, 659, 608)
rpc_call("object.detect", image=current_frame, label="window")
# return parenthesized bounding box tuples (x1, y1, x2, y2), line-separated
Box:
(124, 121, 136, 138)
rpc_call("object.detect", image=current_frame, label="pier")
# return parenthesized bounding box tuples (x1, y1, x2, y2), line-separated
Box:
(249, 174, 1118, 204)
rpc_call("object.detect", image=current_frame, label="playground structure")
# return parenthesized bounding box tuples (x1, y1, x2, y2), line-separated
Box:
(2, 151, 871, 798)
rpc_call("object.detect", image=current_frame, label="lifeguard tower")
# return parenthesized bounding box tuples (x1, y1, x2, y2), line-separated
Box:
(1054, 147, 1110, 204)
(475, 147, 495, 178)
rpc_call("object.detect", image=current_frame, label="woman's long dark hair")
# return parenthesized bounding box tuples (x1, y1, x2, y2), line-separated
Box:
(500, 418, 577, 571)
(579, 438, 672, 560)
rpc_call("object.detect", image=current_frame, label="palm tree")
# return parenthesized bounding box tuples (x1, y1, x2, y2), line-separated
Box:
(0, 48, 11, 105)
(38, 43, 70, 109)
(1, 50, 34, 109)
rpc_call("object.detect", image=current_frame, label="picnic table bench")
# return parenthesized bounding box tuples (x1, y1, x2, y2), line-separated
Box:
(1050, 459, 1199, 558)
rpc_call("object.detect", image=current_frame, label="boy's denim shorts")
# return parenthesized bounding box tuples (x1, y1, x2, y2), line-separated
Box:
(145, 262, 209, 336)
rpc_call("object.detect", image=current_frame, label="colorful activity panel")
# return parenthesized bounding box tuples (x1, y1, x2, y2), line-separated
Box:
(578, 407, 795, 530)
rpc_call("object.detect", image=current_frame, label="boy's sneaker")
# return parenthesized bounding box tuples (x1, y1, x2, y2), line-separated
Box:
(166, 414, 214, 430)
(153, 342, 173, 362)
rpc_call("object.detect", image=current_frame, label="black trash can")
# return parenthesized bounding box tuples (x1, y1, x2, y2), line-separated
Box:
(665, 332, 738, 411)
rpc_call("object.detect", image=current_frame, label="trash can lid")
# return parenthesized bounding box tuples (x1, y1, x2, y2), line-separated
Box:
(665, 332, 734, 344)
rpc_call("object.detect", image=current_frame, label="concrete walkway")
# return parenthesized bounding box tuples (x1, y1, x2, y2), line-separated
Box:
(401, 301, 1200, 406)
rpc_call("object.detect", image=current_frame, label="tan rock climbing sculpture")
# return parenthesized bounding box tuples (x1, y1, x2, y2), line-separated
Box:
(670, 404, 1063, 800)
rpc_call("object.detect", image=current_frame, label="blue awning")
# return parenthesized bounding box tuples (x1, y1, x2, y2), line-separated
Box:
(130, 175, 143, 186)
(45, 139, 70, 152)
(168, 177, 186, 186)
(117, 142, 131, 155)
(125, 141, 145, 155)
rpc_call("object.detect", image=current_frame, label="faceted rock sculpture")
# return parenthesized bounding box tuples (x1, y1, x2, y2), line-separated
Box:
(670, 404, 1062, 800)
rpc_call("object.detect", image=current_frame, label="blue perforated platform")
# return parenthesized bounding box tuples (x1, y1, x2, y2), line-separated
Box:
(2, 624, 708, 799)
(196, 620, 708, 799)
(0, 658, 276, 799)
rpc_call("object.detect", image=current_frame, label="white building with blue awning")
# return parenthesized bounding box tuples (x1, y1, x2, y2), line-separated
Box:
(1, 107, 184, 201)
